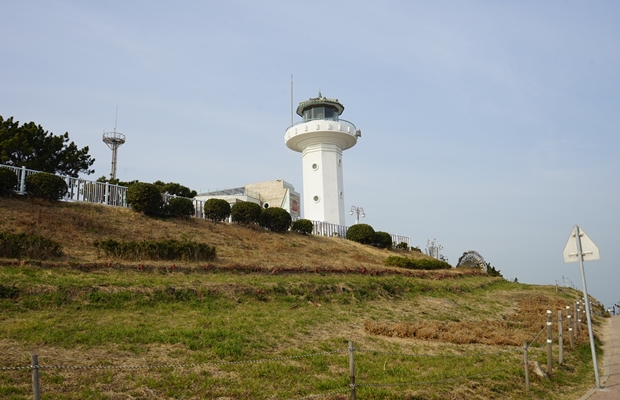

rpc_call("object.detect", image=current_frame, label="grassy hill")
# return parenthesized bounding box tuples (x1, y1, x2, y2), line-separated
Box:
(0, 198, 605, 399)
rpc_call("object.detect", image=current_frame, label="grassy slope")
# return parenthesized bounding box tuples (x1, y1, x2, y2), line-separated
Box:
(0, 198, 605, 399)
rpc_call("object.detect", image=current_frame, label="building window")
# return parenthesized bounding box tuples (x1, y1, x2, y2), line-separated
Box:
(312, 163, 319, 170)
(313, 195, 320, 202)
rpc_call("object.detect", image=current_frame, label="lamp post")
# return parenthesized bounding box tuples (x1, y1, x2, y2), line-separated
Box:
(349, 206, 365, 225)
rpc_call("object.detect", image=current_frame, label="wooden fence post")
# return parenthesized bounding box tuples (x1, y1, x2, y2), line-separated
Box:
(547, 310, 553, 377)
(31, 354, 40, 400)
(558, 309, 564, 364)
(349, 341, 356, 400)
(523, 341, 530, 391)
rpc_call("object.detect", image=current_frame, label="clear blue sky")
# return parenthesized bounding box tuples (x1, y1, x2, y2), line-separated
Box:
(2, 1, 619, 309)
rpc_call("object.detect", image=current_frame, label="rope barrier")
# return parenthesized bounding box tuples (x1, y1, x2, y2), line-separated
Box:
(356, 365, 518, 388)
(293, 387, 350, 400)
(356, 348, 520, 358)
(0, 349, 347, 371)
(528, 326, 547, 348)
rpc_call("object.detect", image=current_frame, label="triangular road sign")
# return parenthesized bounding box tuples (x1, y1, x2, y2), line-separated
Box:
(563, 226, 600, 263)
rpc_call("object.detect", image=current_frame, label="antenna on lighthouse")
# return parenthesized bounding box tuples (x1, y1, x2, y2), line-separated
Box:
(290, 75, 294, 125)
(102, 107, 126, 180)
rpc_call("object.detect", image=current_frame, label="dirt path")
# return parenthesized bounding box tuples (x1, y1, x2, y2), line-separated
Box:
(580, 315, 620, 399)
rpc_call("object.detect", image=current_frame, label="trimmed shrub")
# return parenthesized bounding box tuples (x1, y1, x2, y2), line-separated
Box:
(373, 231, 393, 249)
(291, 219, 313, 235)
(395, 242, 409, 250)
(166, 197, 195, 218)
(231, 201, 262, 225)
(0, 231, 63, 259)
(126, 182, 163, 215)
(383, 255, 451, 270)
(94, 239, 216, 261)
(260, 207, 292, 233)
(346, 223, 375, 244)
(24, 172, 68, 202)
(0, 168, 18, 195)
(204, 198, 231, 222)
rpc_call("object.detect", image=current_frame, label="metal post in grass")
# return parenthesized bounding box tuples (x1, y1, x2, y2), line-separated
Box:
(348, 341, 356, 400)
(547, 310, 553, 377)
(523, 341, 530, 391)
(558, 309, 564, 364)
(567, 305, 574, 349)
(31, 354, 40, 400)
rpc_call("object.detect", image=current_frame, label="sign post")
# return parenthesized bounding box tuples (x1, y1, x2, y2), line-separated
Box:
(562, 225, 601, 389)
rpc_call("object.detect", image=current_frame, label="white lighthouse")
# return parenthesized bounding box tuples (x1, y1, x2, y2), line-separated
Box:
(284, 93, 360, 225)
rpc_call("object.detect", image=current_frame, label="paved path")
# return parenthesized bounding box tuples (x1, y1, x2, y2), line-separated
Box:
(580, 315, 620, 399)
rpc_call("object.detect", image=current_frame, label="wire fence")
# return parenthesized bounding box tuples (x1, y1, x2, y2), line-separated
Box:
(0, 305, 585, 400)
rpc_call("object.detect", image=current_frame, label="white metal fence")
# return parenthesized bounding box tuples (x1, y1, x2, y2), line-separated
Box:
(1, 164, 410, 247)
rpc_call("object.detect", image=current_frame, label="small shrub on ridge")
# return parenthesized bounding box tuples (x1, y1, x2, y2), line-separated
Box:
(204, 198, 231, 222)
(126, 182, 163, 215)
(24, 172, 68, 202)
(291, 219, 313, 235)
(231, 201, 262, 225)
(346, 223, 375, 244)
(165, 197, 195, 218)
(260, 207, 292, 232)
(0, 168, 18, 195)
(373, 231, 393, 249)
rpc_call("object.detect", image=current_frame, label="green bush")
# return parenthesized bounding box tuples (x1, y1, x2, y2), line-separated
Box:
(383, 255, 451, 270)
(486, 263, 503, 277)
(24, 172, 68, 202)
(231, 201, 262, 225)
(126, 182, 163, 215)
(260, 207, 292, 232)
(165, 197, 195, 218)
(291, 219, 313, 235)
(0, 168, 18, 194)
(346, 223, 375, 244)
(0, 231, 63, 259)
(395, 242, 409, 250)
(204, 198, 231, 222)
(94, 239, 216, 261)
(373, 231, 393, 249)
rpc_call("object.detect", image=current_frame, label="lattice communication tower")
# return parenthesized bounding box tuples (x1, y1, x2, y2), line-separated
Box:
(102, 128, 125, 180)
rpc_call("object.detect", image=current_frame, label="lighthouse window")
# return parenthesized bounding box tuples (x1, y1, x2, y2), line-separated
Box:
(324, 107, 336, 119)
(314, 107, 325, 119)
(302, 106, 340, 121)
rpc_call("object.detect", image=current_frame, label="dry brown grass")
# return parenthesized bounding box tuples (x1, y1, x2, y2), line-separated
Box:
(364, 292, 593, 347)
(0, 197, 434, 269)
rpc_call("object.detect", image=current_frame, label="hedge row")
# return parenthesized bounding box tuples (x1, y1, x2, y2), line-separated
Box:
(383, 255, 451, 270)
(94, 239, 216, 261)
(0, 231, 63, 259)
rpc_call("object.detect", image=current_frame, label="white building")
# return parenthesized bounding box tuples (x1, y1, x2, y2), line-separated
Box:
(284, 93, 360, 225)
(195, 179, 300, 219)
